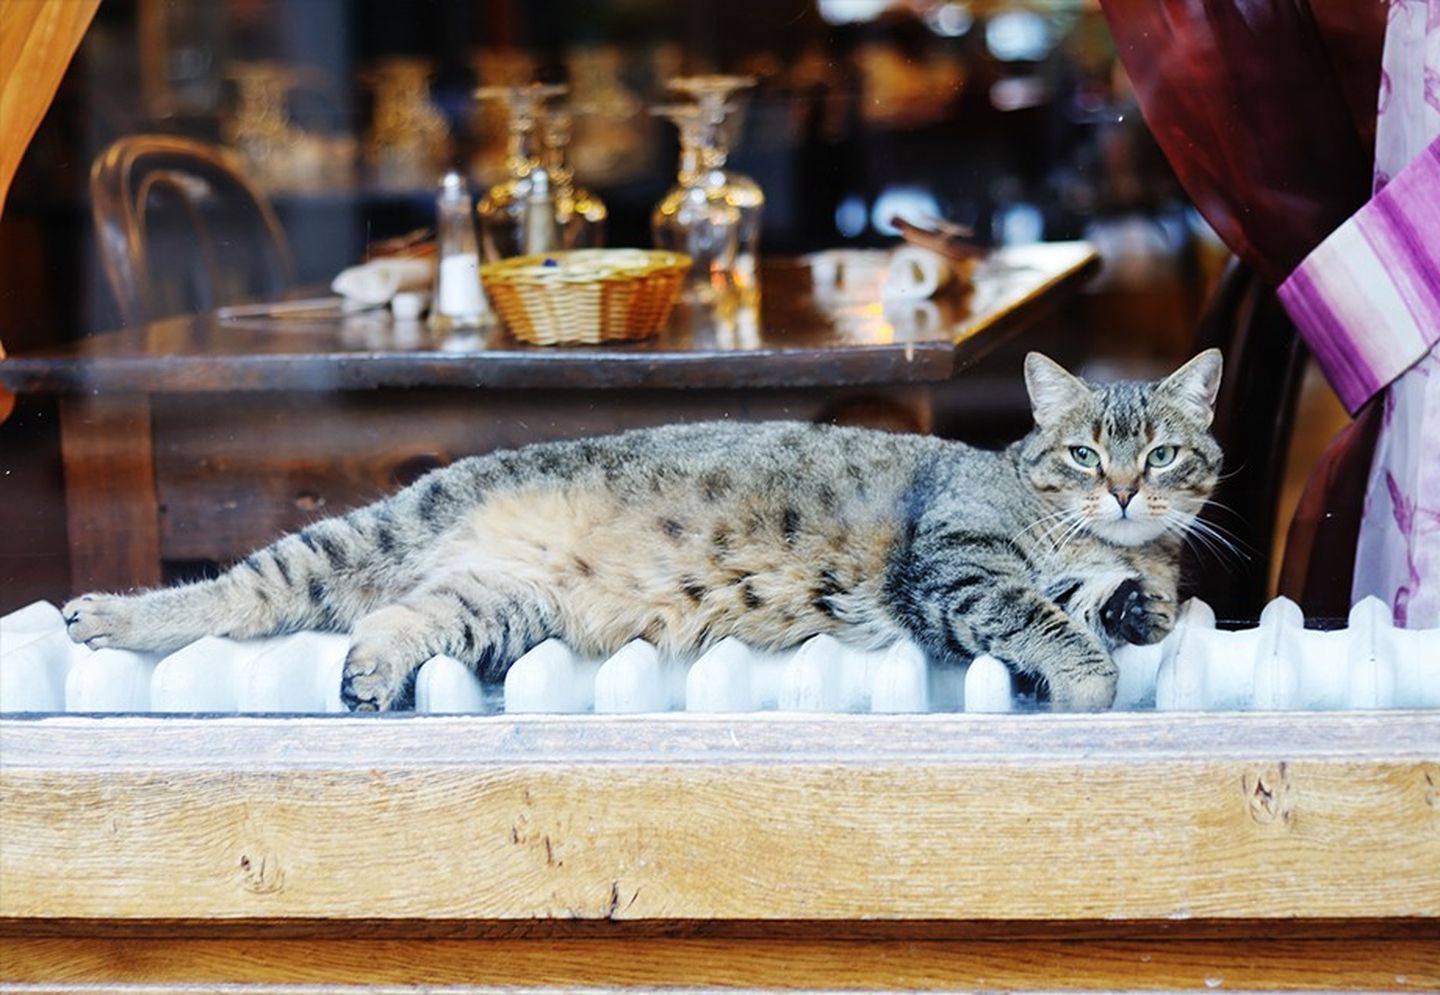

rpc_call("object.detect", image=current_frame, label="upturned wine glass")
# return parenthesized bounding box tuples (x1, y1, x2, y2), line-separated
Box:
(664, 74, 764, 287)
(473, 83, 568, 260)
(540, 106, 608, 249)
(650, 101, 741, 301)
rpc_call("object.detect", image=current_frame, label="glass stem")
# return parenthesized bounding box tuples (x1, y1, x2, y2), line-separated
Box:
(698, 118, 729, 174)
(677, 144, 702, 186)
(505, 107, 543, 177)
(676, 116, 708, 186)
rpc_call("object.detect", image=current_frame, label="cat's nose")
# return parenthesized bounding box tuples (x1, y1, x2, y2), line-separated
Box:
(1110, 485, 1137, 510)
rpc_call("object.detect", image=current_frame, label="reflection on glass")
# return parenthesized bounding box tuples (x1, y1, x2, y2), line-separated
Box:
(665, 75, 764, 288)
(338, 310, 394, 349)
(362, 58, 451, 191)
(708, 279, 762, 350)
(565, 46, 648, 186)
(467, 48, 537, 189)
(225, 61, 356, 193)
(804, 249, 951, 345)
(671, 274, 763, 351)
(473, 83, 568, 260)
(882, 299, 943, 340)
(226, 61, 296, 188)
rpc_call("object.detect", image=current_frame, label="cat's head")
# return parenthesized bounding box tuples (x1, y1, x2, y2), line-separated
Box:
(1018, 349, 1223, 547)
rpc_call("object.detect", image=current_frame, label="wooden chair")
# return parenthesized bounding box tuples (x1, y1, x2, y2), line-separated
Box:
(1186, 257, 1370, 621)
(90, 134, 295, 326)
(1278, 392, 1381, 621)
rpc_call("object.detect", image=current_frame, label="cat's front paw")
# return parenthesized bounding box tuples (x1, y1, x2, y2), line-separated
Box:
(340, 647, 415, 712)
(1048, 667, 1118, 711)
(62, 593, 142, 649)
(341, 608, 423, 711)
(1100, 578, 1175, 646)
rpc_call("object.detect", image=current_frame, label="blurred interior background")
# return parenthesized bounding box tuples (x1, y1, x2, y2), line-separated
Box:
(0, 0, 1347, 612)
(3, 0, 1222, 348)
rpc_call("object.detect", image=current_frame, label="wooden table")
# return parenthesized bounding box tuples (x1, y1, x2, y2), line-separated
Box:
(0, 242, 1097, 592)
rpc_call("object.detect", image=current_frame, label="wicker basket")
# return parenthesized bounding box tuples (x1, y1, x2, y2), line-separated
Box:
(480, 249, 691, 346)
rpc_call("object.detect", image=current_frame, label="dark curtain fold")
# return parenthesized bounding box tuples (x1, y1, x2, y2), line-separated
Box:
(1100, 0, 1386, 284)
(1101, 1, 1391, 618)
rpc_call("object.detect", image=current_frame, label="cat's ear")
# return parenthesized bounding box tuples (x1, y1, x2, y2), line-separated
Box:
(1159, 348, 1223, 426)
(1024, 352, 1089, 426)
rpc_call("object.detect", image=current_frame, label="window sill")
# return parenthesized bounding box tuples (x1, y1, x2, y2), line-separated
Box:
(2, 710, 1436, 924)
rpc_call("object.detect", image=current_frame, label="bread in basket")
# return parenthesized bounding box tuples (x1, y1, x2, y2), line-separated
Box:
(480, 249, 691, 345)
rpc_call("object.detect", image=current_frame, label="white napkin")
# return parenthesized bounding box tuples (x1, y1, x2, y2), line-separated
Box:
(330, 257, 434, 306)
(807, 249, 890, 302)
(807, 246, 955, 302)
(881, 246, 953, 301)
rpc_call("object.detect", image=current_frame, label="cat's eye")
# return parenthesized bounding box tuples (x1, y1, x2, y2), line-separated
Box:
(1069, 446, 1101, 469)
(1146, 445, 1178, 468)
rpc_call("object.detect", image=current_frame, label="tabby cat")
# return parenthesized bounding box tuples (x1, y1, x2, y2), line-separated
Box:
(63, 349, 1223, 711)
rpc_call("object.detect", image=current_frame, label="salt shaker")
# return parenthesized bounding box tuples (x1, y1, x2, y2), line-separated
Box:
(429, 170, 491, 329)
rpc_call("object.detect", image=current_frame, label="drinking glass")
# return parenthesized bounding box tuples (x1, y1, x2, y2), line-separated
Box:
(226, 62, 299, 191)
(541, 107, 607, 249)
(466, 48, 536, 188)
(650, 102, 741, 301)
(361, 57, 450, 191)
(664, 74, 764, 287)
(564, 46, 648, 185)
(473, 83, 568, 260)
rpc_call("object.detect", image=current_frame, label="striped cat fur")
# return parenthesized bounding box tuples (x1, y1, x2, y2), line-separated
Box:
(63, 350, 1223, 711)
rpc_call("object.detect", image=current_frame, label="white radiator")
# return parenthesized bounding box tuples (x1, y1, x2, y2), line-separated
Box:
(1, 595, 1436, 714)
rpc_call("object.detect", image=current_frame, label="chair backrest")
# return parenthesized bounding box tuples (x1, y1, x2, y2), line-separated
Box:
(1185, 257, 1355, 621)
(90, 134, 295, 326)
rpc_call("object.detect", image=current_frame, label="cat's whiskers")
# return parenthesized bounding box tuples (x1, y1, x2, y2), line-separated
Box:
(1028, 506, 1087, 554)
(1046, 511, 1093, 558)
(1213, 462, 1247, 485)
(1163, 513, 1249, 566)
(1166, 491, 1256, 561)
(1186, 516, 1252, 561)
(1012, 506, 1081, 550)
(1159, 517, 1215, 562)
(1188, 496, 1248, 526)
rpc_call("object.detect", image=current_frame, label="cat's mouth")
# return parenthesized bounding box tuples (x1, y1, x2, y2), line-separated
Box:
(1088, 514, 1168, 546)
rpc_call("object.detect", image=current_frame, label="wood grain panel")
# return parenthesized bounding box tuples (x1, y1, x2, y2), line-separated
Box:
(3, 916, 1435, 940)
(148, 387, 929, 562)
(3, 935, 1436, 989)
(58, 393, 162, 591)
(3, 712, 1436, 923)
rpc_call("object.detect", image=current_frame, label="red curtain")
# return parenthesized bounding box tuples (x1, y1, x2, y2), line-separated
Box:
(1100, 0, 1387, 285)
(1101, 1, 1393, 614)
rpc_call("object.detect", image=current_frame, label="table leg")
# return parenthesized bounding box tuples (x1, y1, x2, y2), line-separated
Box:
(58, 393, 162, 594)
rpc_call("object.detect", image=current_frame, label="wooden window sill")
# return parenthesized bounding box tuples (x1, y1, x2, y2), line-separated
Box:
(2, 710, 1436, 923)
(3, 710, 1436, 989)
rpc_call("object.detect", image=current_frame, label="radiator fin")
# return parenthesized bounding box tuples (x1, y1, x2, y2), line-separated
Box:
(3, 596, 1436, 714)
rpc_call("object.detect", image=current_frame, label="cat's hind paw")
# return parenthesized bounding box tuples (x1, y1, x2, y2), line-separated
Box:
(1100, 578, 1175, 646)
